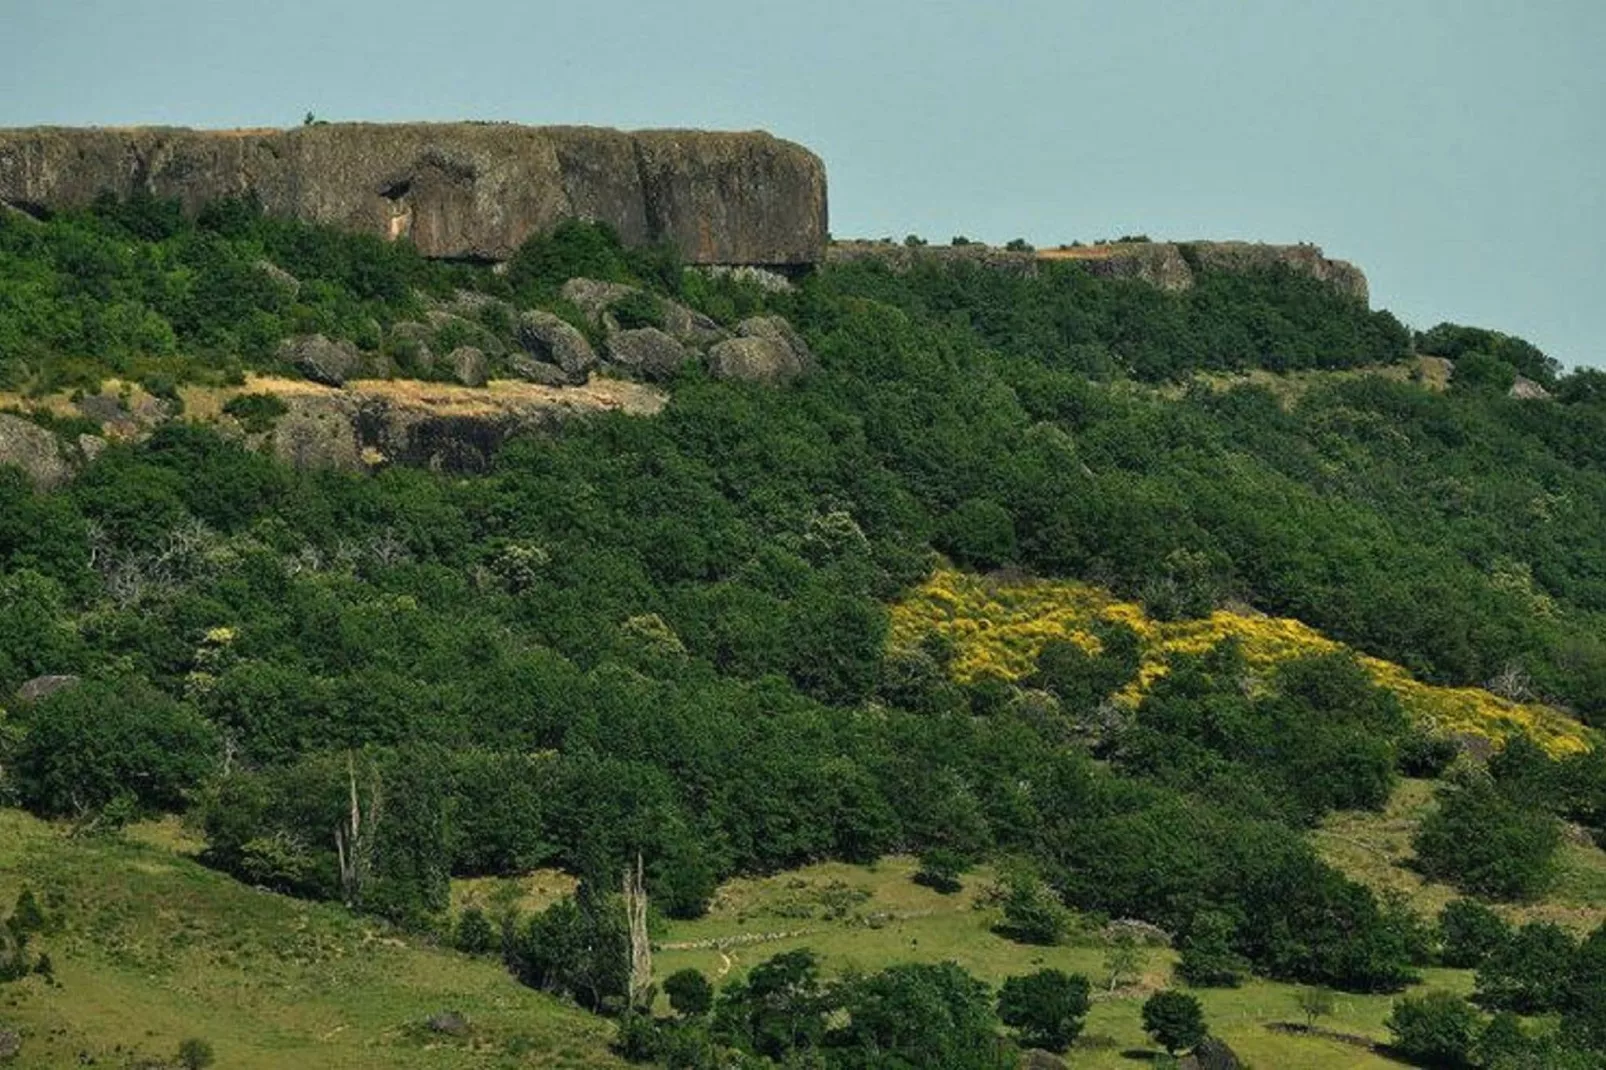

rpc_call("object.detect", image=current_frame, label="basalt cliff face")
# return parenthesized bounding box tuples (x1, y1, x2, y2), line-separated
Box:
(830, 238, 1369, 305)
(0, 123, 827, 266)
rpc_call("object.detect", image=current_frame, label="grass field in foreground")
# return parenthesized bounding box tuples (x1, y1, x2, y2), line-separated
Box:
(0, 809, 622, 1070)
(636, 855, 1465, 1069)
(8, 790, 1598, 1069)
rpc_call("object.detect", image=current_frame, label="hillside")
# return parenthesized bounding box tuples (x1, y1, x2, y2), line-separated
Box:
(6, 191, 1606, 1067)
(0, 809, 621, 1069)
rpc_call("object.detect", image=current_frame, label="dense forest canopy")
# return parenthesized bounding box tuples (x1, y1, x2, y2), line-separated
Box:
(5, 197, 1606, 1064)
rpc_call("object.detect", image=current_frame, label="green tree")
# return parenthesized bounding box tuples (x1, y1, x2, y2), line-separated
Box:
(1563, 921, 1606, 1052)
(1295, 986, 1336, 1029)
(1142, 990, 1206, 1055)
(998, 869, 1070, 946)
(1176, 910, 1247, 988)
(1386, 990, 1478, 1068)
(1438, 899, 1510, 969)
(453, 907, 497, 955)
(664, 967, 714, 1018)
(711, 949, 826, 1061)
(937, 498, 1018, 570)
(1414, 778, 1561, 901)
(827, 961, 1008, 1069)
(510, 887, 630, 1013)
(914, 847, 970, 894)
(997, 969, 1091, 1052)
(13, 678, 216, 817)
(1475, 921, 1576, 1013)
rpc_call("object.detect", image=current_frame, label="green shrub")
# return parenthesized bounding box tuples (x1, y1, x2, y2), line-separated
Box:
(609, 290, 666, 331)
(1386, 990, 1478, 1068)
(222, 391, 290, 433)
(1142, 990, 1206, 1055)
(177, 1037, 216, 1070)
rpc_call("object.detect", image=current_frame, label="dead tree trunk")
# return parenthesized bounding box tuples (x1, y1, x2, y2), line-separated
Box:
(624, 852, 653, 1010)
(334, 753, 381, 909)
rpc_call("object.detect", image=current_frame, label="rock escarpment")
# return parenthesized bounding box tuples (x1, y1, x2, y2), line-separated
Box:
(830, 239, 1369, 305)
(0, 123, 827, 267)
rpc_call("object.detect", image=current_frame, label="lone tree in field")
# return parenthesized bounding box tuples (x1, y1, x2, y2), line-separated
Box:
(1142, 990, 1207, 1056)
(997, 968, 1092, 1052)
(1296, 986, 1336, 1029)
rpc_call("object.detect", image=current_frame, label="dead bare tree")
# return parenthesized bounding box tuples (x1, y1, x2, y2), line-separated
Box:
(335, 753, 382, 909)
(624, 852, 653, 1010)
(1487, 662, 1535, 703)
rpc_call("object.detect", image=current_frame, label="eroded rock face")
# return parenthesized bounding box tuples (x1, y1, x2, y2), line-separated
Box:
(263, 378, 664, 474)
(829, 239, 1370, 305)
(0, 123, 828, 266)
(0, 413, 72, 489)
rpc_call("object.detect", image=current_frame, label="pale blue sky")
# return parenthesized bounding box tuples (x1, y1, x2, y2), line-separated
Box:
(4, 1, 1603, 366)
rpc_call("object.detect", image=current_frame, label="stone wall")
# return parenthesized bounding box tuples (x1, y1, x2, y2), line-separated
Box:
(0, 122, 827, 267)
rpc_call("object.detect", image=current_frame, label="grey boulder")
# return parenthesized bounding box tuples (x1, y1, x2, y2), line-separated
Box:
(16, 674, 81, 703)
(604, 328, 690, 380)
(508, 354, 574, 387)
(281, 334, 363, 386)
(449, 346, 489, 387)
(516, 310, 597, 378)
(706, 316, 813, 384)
(0, 413, 72, 489)
(559, 278, 637, 327)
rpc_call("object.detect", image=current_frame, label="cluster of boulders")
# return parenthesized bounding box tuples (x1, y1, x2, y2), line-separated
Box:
(276, 276, 815, 390)
(279, 277, 813, 391)
(529, 277, 813, 387)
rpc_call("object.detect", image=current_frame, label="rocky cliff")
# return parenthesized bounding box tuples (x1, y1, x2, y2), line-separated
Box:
(0, 123, 827, 266)
(830, 239, 1369, 305)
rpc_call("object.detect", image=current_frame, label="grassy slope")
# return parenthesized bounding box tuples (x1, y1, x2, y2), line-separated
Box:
(0, 810, 622, 1070)
(8, 788, 1600, 1068)
(639, 856, 1462, 1068)
(1315, 777, 1606, 933)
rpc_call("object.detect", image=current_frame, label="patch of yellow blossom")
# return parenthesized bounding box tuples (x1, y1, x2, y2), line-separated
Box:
(888, 568, 1591, 757)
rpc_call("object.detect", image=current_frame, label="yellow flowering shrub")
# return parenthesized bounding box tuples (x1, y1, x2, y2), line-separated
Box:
(888, 568, 1591, 757)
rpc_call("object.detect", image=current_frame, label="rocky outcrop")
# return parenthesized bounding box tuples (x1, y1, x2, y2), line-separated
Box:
(829, 239, 1370, 305)
(0, 413, 72, 488)
(262, 377, 664, 474)
(1509, 375, 1552, 400)
(1185, 241, 1368, 304)
(1059, 242, 1194, 292)
(0, 123, 827, 266)
(16, 674, 81, 703)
